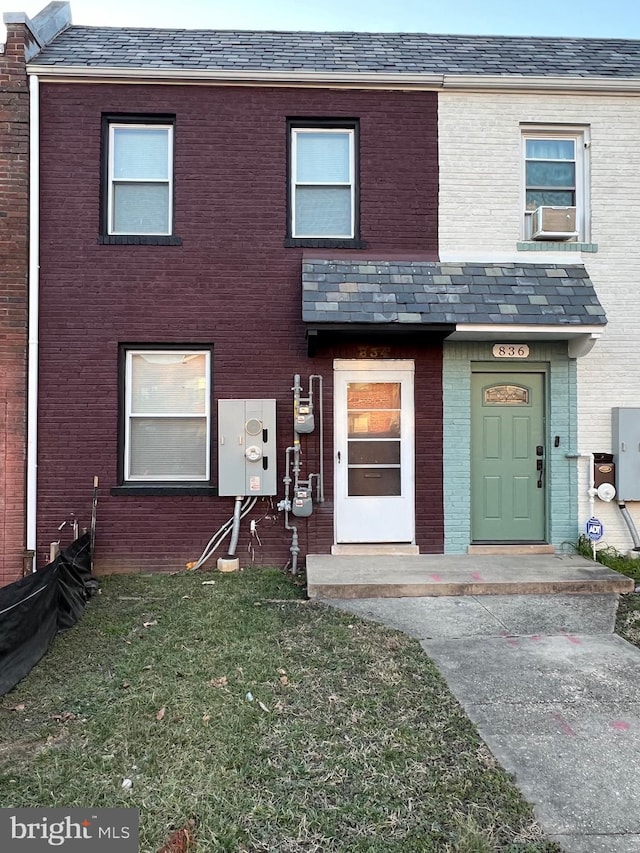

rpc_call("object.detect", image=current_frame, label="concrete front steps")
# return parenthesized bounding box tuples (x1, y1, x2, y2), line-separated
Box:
(306, 552, 635, 600)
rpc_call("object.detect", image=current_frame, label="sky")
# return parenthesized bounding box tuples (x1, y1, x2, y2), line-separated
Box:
(2, 0, 640, 39)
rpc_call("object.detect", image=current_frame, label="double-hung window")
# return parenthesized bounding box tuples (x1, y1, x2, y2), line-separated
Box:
(522, 128, 589, 241)
(107, 121, 173, 236)
(124, 349, 210, 483)
(290, 123, 357, 240)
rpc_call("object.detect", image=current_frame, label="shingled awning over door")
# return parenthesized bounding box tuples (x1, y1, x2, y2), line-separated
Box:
(301, 259, 606, 355)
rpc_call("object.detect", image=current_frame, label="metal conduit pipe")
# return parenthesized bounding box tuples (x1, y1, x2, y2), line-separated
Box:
(189, 496, 255, 570)
(227, 495, 244, 557)
(618, 501, 640, 552)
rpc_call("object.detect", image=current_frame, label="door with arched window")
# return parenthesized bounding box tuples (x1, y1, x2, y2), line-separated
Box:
(471, 372, 546, 542)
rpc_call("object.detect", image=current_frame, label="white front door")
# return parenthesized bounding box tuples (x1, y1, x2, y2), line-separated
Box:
(334, 360, 415, 543)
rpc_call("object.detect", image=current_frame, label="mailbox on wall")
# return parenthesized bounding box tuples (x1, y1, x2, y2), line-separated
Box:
(218, 399, 277, 496)
(593, 453, 615, 489)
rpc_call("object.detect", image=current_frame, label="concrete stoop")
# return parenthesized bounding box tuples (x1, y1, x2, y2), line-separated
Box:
(306, 553, 635, 600)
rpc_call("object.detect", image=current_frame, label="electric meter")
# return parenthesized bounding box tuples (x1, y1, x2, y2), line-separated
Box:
(245, 445, 262, 463)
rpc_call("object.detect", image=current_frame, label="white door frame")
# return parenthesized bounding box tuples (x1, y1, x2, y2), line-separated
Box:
(333, 359, 415, 543)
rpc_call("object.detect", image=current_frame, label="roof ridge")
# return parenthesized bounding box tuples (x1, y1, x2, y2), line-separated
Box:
(51, 25, 640, 44)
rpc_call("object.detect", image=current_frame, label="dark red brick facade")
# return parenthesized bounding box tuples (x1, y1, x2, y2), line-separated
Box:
(0, 22, 35, 585)
(36, 81, 442, 573)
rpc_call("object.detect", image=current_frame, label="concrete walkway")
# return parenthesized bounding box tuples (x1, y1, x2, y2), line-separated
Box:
(324, 593, 640, 853)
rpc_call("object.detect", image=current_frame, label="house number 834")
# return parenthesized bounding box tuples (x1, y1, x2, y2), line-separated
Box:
(357, 346, 392, 358)
(492, 344, 530, 358)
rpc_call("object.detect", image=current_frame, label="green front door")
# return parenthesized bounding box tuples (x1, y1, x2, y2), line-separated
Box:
(471, 372, 546, 542)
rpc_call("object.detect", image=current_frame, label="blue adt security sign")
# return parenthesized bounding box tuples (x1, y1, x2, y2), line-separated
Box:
(586, 517, 604, 542)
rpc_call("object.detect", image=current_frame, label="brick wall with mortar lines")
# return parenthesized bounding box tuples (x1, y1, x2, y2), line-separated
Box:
(0, 23, 36, 585)
(439, 91, 640, 552)
(37, 82, 441, 573)
(443, 341, 576, 553)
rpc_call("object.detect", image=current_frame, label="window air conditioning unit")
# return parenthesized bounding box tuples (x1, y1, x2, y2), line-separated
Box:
(531, 205, 578, 241)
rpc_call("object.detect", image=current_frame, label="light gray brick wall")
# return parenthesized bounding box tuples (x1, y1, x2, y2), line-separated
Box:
(439, 92, 640, 553)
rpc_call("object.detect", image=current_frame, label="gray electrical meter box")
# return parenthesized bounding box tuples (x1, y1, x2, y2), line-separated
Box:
(612, 407, 640, 500)
(218, 399, 277, 496)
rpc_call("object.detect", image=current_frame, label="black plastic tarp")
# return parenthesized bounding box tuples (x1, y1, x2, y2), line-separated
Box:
(0, 533, 98, 696)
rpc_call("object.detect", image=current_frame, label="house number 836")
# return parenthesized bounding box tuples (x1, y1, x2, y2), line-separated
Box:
(492, 344, 530, 358)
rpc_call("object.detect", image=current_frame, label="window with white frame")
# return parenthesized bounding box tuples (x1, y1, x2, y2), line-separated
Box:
(124, 350, 210, 482)
(522, 128, 589, 241)
(107, 122, 173, 235)
(290, 126, 356, 239)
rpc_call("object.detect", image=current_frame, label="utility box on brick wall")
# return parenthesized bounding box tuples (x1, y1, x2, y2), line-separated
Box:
(218, 399, 277, 496)
(612, 408, 640, 501)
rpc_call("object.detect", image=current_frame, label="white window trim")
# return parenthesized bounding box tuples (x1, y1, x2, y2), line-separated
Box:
(521, 126, 590, 242)
(124, 349, 210, 482)
(108, 123, 174, 236)
(291, 127, 355, 239)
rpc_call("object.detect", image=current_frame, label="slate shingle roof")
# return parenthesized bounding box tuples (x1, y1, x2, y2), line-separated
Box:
(302, 260, 607, 327)
(32, 27, 640, 78)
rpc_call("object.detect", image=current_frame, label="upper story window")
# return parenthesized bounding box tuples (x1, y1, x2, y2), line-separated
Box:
(522, 128, 589, 242)
(123, 349, 211, 483)
(287, 121, 361, 246)
(104, 118, 174, 237)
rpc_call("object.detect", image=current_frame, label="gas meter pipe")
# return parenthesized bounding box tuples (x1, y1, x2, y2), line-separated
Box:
(292, 374, 302, 432)
(282, 444, 300, 575)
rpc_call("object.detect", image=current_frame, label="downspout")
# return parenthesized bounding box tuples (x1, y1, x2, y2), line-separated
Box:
(26, 73, 39, 571)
